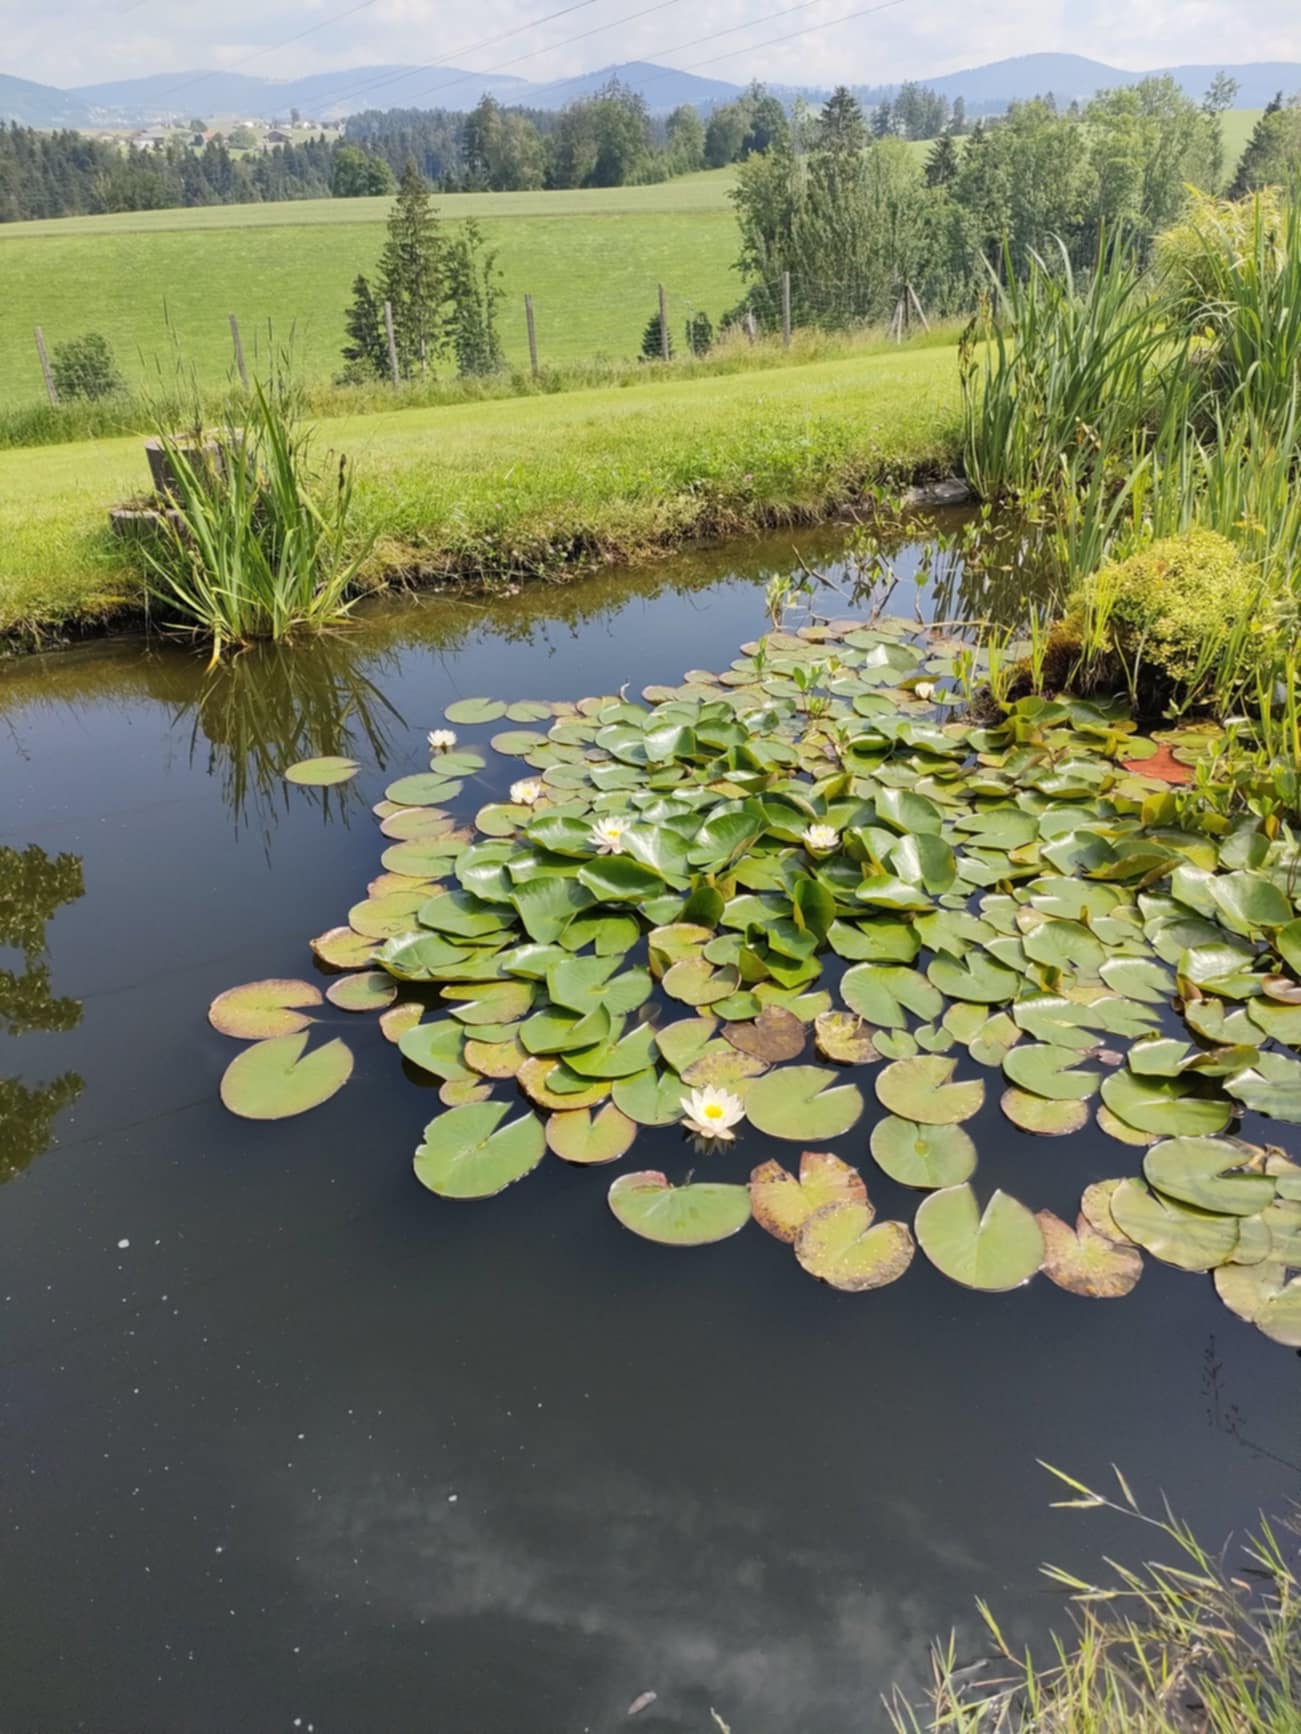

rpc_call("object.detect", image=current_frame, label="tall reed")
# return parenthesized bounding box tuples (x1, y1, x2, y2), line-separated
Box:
(139, 380, 374, 657)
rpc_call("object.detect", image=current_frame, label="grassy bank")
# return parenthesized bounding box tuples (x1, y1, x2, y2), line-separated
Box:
(0, 172, 742, 408)
(0, 340, 962, 644)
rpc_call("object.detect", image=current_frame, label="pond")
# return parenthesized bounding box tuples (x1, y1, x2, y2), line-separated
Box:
(2, 524, 1299, 1734)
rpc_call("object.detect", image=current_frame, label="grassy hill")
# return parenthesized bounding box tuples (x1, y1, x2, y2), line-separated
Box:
(0, 173, 741, 408)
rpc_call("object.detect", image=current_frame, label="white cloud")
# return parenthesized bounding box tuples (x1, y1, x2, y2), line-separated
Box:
(2, 0, 1298, 90)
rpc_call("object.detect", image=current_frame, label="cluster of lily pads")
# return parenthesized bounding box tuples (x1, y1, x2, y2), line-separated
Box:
(210, 618, 1301, 1346)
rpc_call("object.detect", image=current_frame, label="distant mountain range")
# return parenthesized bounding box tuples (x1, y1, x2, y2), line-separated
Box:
(2, 51, 1299, 128)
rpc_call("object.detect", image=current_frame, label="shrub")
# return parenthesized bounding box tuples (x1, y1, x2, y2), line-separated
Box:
(640, 309, 674, 361)
(50, 332, 125, 402)
(1071, 528, 1265, 706)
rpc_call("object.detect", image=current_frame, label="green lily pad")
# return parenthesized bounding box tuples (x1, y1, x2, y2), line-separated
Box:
(1143, 1136, 1277, 1216)
(608, 1172, 751, 1246)
(414, 1101, 545, 1199)
(1108, 1178, 1241, 1269)
(749, 1151, 868, 1243)
(349, 890, 429, 940)
(869, 1116, 977, 1189)
(1100, 1069, 1233, 1137)
(463, 1033, 528, 1078)
(874, 1056, 984, 1126)
(284, 755, 359, 787)
(325, 971, 398, 1013)
(663, 958, 741, 1007)
(914, 1185, 1044, 1291)
(1096, 1104, 1157, 1145)
(444, 697, 507, 724)
(1002, 1044, 1099, 1102)
(209, 978, 322, 1040)
(385, 773, 464, 807)
(1035, 1210, 1143, 1298)
(516, 1057, 610, 1111)
(795, 1205, 915, 1292)
(546, 1104, 637, 1166)
(612, 1068, 687, 1126)
(842, 965, 943, 1029)
(444, 979, 536, 1028)
(1098, 957, 1175, 1004)
(968, 1013, 1021, 1068)
(1225, 1051, 1301, 1122)
(490, 729, 549, 757)
(220, 1032, 353, 1121)
(1001, 1089, 1090, 1135)
(681, 1047, 768, 1088)
(927, 954, 1020, 1005)
(399, 1020, 471, 1082)
(379, 1001, 424, 1044)
(744, 1066, 865, 1141)
(564, 1023, 659, 1080)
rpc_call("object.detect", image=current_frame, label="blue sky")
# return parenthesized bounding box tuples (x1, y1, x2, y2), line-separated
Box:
(7, 0, 1300, 90)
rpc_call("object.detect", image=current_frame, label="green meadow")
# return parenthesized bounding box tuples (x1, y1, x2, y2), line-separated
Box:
(0, 171, 742, 406)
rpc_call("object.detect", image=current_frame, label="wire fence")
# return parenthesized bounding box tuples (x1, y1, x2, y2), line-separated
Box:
(9, 272, 942, 427)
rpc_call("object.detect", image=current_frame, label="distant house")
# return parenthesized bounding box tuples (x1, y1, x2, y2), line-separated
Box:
(129, 130, 166, 151)
(265, 128, 291, 145)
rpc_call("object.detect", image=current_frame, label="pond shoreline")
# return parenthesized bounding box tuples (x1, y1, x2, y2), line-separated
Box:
(1, 466, 966, 661)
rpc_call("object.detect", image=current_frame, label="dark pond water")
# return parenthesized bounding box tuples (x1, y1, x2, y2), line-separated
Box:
(2, 526, 1299, 1734)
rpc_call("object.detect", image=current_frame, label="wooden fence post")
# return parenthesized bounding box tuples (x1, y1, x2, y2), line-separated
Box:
(906, 283, 931, 331)
(228, 313, 250, 389)
(658, 282, 670, 363)
(782, 271, 791, 349)
(524, 293, 539, 376)
(383, 299, 401, 389)
(34, 327, 58, 407)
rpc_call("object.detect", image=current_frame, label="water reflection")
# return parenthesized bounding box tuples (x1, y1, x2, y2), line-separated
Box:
(0, 843, 85, 1182)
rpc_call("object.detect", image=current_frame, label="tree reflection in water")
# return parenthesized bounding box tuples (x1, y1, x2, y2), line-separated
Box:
(0, 843, 85, 1183)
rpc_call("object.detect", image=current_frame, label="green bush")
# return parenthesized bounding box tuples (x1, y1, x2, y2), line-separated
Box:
(1073, 528, 1264, 704)
(50, 332, 125, 402)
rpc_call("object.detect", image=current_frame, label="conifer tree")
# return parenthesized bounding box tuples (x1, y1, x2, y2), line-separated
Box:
(378, 161, 444, 378)
(340, 273, 390, 380)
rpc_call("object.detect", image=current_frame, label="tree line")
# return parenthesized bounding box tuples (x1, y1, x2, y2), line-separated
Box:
(730, 77, 1301, 335)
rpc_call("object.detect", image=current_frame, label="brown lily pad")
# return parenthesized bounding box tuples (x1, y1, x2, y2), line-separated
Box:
(379, 1001, 424, 1044)
(310, 926, 380, 971)
(208, 978, 322, 1040)
(813, 1010, 880, 1065)
(749, 1151, 869, 1244)
(723, 1004, 807, 1063)
(1035, 1209, 1144, 1298)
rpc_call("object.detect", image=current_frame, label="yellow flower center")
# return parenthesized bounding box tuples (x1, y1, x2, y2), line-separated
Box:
(704, 1103, 724, 1120)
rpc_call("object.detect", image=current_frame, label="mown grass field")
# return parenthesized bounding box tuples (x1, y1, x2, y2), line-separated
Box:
(0, 171, 742, 407)
(0, 340, 962, 639)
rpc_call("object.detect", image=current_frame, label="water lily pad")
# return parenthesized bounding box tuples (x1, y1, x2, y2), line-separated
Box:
(749, 1151, 868, 1242)
(1100, 1070, 1233, 1137)
(1096, 1104, 1157, 1146)
(220, 1032, 353, 1120)
(681, 1047, 767, 1088)
(1000, 1090, 1090, 1136)
(1224, 1051, 1301, 1122)
(1002, 1044, 1099, 1102)
(654, 1017, 718, 1075)
(842, 965, 943, 1028)
(385, 773, 464, 807)
(564, 1023, 659, 1080)
(612, 1068, 687, 1126)
(914, 1185, 1044, 1291)
(1108, 1178, 1240, 1270)
(439, 1078, 493, 1107)
(1098, 957, 1175, 1004)
(608, 1172, 751, 1246)
(325, 971, 398, 1013)
(379, 1001, 424, 1044)
(723, 1005, 806, 1063)
(869, 1116, 977, 1189)
(1143, 1136, 1276, 1216)
(476, 802, 531, 836)
(875, 1056, 984, 1126)
(1079, 1177, 1126, 1238)
(414, 1101, 545, 1199)
(546, 1104, 637, 1166)
(399, 1020, 471, 1081)
(814, 1011, 880, 1065)
(744, 1066, 865, 1141)
(1214, 1261, 1301, 1346)
(463, 1033, 528, 1079)
(444, 979, 535, 1027)
(795, 1206, 915, 1292)
(968, 1013, 1021, 1068)
(490, 729, 549, 756)
(349, 890, 429, 940)
(444, 698, 507, 724)
(1035, 1211, 1143, 1298)
(311, 927, 380, 970)
(927, 954, 1020, 1005)
(663, 958, 741, 1007)
(516, 1057, 610, 1111)
(284, 755, 359, 787)
(209, 978, 322, 1040)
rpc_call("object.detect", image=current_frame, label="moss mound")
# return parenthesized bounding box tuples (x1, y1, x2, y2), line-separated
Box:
(1073, 529, 1262, 705)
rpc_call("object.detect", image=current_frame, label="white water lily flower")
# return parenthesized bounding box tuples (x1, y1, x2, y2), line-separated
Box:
(681, 1086, 745, 1142)
(802, 823, 840, 853)
(510, 778, 543, 806)
(428, 728, 457, 751)
(590, 816, 629, 854)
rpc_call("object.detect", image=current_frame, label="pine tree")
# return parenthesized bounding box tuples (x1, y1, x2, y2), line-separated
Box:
(924, 132, 959, 187)
(443, 220, 504, 376)
(378, 161, 444, 378)
(817, 86, 867, 155)
(871, 101, 894, 138)
(340, 273, 390, 380)
(640, 308, 674, 360)
(1229, 92, 1285, 198)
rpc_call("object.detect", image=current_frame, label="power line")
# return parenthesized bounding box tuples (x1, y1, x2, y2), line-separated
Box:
(670, 0, 906, 77)
(631, 0, 861, 88)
